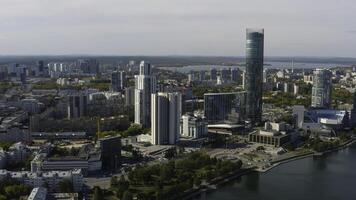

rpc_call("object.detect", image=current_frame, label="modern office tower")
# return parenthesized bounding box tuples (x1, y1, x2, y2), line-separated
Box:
(37, 60, 45, 75)
(199, 71, 206, 82)
(67, 92, 88, 119)
(7, 63, 19, 77)
(221, 69, 229, 82)
(134, 61, 157, 127)
(204, 92, 247, 124)
(0, 66, 7, 81)
(350, 93, 356, 127)
(125, 87, 135, 106)
(111, 71, 125, 92)
(245, 28, 264, 123)
(311, 69, 332, 108)
(98, 136, 121, 171)
(20, 72, 26, 85)
(181, 114, 208, 139)
(78, 59, 99, 74)
(188, 72, 195, 84)
(231, 68, 239, 82)
(263, 69, 268, 83)
(210, 68, 217, 80)
(151, 92, 181, 145)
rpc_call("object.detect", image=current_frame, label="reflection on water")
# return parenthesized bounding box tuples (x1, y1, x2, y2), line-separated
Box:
(313, 157, 327, 171)
(244, 172, 260, 192)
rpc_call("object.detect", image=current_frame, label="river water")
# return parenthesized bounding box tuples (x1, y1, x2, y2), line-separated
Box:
(159, 62, 349, 74)
(205, 146, 356, 200)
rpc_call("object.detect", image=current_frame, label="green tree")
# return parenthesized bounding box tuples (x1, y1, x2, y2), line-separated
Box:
(93, 186, 103, 200)
(122, 191, 133, 200)
(58, 179, 73, 193)
(4, 184, 31, 199)
(115, 176, 129, 198)
(0, 142, 13, 151)
(110, 176, 118, 187)
(164, 147, 177, 159)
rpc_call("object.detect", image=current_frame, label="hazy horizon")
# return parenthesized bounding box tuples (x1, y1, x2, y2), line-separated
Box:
(1, 0, 356, 57)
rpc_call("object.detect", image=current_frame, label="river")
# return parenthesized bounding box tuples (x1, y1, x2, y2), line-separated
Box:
(159, 61, 349, 74)
(204, 146, 356, 200)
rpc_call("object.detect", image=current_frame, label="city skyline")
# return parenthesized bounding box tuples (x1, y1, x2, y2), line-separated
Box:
(1, 0, 356, 57)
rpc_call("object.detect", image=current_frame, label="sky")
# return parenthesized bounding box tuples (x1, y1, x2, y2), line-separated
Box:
(1, 0, 356, 57)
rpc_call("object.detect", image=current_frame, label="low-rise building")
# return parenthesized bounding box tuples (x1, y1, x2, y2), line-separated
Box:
(248, 122, 291, 147)
(293, 105, 348, 136)
(30, 153, 102, 174)
(0, 169, 83, 192)
(21, 99, 44, 114)
(180, 114, 208, 139)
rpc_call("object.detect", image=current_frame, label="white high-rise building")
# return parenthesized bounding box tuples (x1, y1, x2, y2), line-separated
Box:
(151, 92, 181, 145)
(134, 61, 156, 127)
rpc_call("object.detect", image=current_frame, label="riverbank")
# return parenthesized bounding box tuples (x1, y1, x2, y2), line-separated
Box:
(255, 138, 356, 173)
(205, 144, 356, 200)
(181, 168, 255, 200)
(181, 138, 356, 200)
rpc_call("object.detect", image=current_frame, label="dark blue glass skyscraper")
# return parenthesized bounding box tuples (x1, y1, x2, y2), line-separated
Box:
(245, 28, 264, 123)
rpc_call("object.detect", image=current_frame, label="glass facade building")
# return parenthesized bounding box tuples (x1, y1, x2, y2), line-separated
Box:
(204, 92, 247, 124)
(311, 69, 332, 108)
(245, 28, 264, 123)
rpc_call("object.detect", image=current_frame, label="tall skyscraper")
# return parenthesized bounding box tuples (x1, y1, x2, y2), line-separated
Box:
(78, 59, 100, 74)
(199, 71, 206, 82)
(151, 92, 181, 145)
(221, 69, 229, 82)
(111, 71, 125, 92)
(350, 93, 356, 127)
(67, 92, 88, 119)
(37, 60, 45, 76)
(210, 68, 217, 80)
(134, 61, 157, 127)
(311, 69, 332, 108)
(245, 28, 264, 123)
(98, 136, 121, 171)
(231, 68, 239, 82)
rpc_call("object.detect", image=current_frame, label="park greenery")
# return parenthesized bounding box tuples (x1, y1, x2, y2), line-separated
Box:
(0, 141, 14, 151)
(305, 137, 341, 152)
(0, 179, 31, 200)
(332, 87, 353, 106)
(99, 124, 149, 139)
(58, 179, 74, 193)
(109, 152, 242, 200)
(0, 82, 19, 93)
(48, 146, 81, 158)
(263, 91, 311, 107)
(32, 78, 110, 91)
(121, 144, 143, 162)
(5, 155, 34, 171)
(39, 116, 131, 135)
